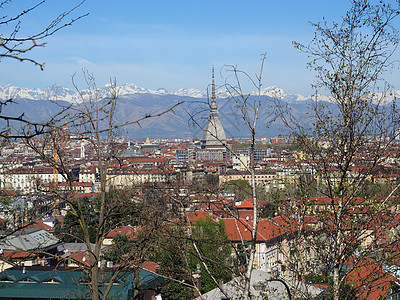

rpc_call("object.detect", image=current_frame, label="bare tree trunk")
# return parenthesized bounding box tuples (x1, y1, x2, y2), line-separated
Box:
(333, 265, 340, 300)
(224, 55, 267, 300)
(283, 1, 400, 298)
(91, 264, 100, 300)
(244, 132, 258, 300)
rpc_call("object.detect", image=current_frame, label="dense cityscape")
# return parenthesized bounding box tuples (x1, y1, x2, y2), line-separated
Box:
(1, 75, 400, 299)
(2, 0, 400, 300)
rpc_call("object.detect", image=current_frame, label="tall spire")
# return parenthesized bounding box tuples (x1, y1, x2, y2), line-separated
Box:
(210, 66, 218, 117)
(202, 66, 227, 149)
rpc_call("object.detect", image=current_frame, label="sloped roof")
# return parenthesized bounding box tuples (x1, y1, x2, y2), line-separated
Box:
(58, 243, 97, 252)
(186, 211, 218, 223)
(24, 220, 53, 232)
(106, 226, 136, 239)
(0, 265, 163, 299)
(223, 215, 300, 242)
(1, 229, 60, 251)
(236, 199, 254, 209)
(1, 250, 36, 259)
(345, 257, 400, 299)
(197, 269, 322, 300)
(65, 250, 91, 266)
(223, 218, 281, 242)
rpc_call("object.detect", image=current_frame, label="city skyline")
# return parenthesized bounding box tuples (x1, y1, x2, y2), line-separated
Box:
(1, 0, 399, 96)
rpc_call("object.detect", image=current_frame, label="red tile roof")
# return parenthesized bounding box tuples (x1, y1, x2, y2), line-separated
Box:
(223, 217, 285, 242)
(141, 261, 158, 273)
(346, 257, 399, 300)
(1, 250, 36, 259)
(236, 199, 254, 209)
(106, 226, 136, 239)
(66, 250, 91, 266)
(186, 211, 218, 223)
(24, 220, 53, 232)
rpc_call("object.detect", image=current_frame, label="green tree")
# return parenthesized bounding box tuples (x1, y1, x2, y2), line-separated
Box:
(236, 240, 251, 271)
(224, 179, 252, 201)
(58, 197, 98, 243)
(102, 234, 132, 264)
(155, 229, 195, 300)
(153, 216, 233, 298)
(192, 216, 232, 293)
(56, 190, 138, 244)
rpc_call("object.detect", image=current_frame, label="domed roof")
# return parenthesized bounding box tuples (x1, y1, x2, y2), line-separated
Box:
(203, 116, 226, 143)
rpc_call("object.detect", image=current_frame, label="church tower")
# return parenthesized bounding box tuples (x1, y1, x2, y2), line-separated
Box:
(201, 67, 226, 150)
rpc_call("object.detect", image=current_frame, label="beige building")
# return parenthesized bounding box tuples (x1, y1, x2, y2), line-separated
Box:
(107, 167, 174, 188)
(0, 166, 65, 194)
(219, 170, 276, 186)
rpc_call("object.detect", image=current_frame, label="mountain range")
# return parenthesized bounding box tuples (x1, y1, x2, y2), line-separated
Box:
(0, 84, 398, 139)
(0, 83, 314, 103)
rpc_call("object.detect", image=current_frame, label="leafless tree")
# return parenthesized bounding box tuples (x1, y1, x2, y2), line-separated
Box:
(223, 54, 270, 300)
(185, 55, 282, 299)
(277, 1, 400, 299)
(0, 0, 87, 138)
(20, 71, 183, 300)
(0, 0, 87, 68)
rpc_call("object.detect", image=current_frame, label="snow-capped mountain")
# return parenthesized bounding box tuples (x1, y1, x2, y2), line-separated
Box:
(1, 83, 398, 105)
(251, 86, 311, 103)
(0, 84, 76, 102)
(0, 83, 315, 103)
(1, 83, 400, 139)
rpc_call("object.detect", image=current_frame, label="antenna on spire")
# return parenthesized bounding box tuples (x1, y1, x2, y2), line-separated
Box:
(210, 66, 218, 117)
(212, 65, 216, 104)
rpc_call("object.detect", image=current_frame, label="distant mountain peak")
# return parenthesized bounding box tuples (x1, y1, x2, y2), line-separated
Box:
(0, 83, 336, 104)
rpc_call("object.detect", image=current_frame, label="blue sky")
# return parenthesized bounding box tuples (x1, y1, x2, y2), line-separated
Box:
(0, 0, 398, 95)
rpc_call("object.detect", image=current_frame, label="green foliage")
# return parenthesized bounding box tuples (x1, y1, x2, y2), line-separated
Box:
(152, 216, 233, 297)
(56, 189, 138, 244)
(152, 227, 194, 300)
(256, 185, 281, 218)
(192, 217, 232, 293)
(231, 141, 250, 149)
(322, 282, 358, 300)
(236, 240, 251, 271)
(362, 181, 400, 198)
(191, 174, 221, 195)
(338, 283, 358, 300)
(102, 233, 132, 263)
(259, 202, 277, 219)
(204, 174, 219, 188)
(304, 272, 328, 285)
(60, 197, 99, 243)
(224, 179, 252, 201)
(159, 280, 194, 300)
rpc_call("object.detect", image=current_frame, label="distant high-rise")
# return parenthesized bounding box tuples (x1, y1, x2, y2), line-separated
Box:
(201, 67, 226, 150)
